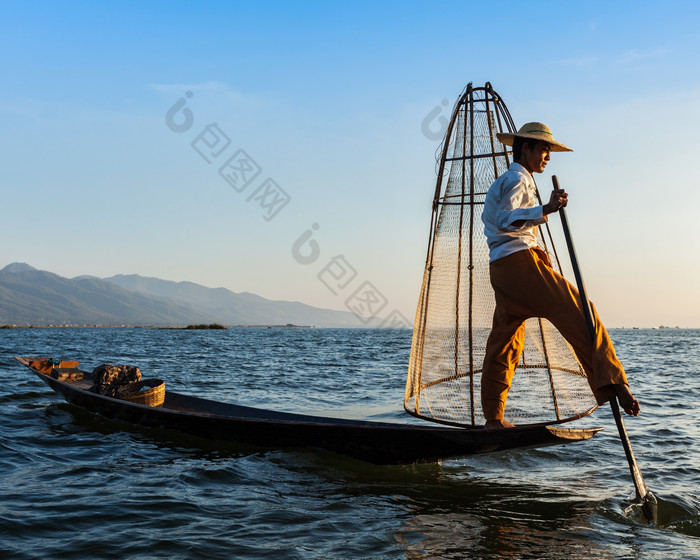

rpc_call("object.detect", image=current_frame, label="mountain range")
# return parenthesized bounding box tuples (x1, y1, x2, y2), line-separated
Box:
(0, 263, 365, 327)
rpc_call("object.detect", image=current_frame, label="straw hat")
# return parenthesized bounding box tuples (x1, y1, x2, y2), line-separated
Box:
(496, 122, 573, 152)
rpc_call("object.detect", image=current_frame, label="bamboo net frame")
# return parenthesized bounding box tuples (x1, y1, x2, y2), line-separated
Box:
(405, 83, 597, 428)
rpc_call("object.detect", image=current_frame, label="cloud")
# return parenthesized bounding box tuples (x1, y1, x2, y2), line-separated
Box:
(149, 81, 233, 94)
(549, 56, 599, 69)
(551, 46, 669, 70)
(614, 47, 669, 64)
(149, 81, 267, 116)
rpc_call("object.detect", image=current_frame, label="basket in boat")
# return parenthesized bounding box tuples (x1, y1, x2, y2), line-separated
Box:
(117, 379, 165, 407)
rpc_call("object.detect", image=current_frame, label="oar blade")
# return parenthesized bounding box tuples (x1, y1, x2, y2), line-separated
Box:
(610, 399, 657, 523)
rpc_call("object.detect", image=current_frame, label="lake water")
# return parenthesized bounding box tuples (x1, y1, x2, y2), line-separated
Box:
(1, 327, 698, 559)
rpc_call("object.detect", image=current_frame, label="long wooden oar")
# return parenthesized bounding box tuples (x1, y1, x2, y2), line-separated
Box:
(552, 175, 656, 524)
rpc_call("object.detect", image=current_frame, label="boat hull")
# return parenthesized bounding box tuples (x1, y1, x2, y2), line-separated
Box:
(15, 357, 602, 464)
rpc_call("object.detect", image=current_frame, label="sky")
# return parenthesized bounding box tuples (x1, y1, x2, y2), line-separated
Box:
(1, 0, 699, 328)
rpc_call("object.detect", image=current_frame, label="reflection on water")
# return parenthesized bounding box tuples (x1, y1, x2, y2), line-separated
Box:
(397, 512, 609, 559)
(392, 477, 610, 559)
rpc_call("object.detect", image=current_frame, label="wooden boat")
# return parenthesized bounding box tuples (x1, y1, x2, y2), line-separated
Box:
(15, 356, 602, 465)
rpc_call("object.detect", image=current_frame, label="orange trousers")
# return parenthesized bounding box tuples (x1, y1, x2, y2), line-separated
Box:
(481, 247, 628, 421)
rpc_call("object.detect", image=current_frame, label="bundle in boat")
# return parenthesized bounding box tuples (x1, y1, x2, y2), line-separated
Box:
(405, 82, 597, 428)
(92, 363, 143, 397)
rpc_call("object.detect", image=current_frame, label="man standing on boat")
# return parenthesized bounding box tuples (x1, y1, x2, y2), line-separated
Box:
(480, 122, 640, 429)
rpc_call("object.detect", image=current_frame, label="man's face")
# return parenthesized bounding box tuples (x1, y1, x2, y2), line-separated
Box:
(523, 141, 552, 174)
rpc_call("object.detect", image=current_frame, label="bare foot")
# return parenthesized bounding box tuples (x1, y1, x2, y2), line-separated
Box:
(598, 384, 641, 416)
(614, 384, 641, 416)
(485, 419, 516, 429)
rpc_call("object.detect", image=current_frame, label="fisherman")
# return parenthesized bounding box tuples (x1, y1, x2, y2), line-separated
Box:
(480, 122, 641, 429)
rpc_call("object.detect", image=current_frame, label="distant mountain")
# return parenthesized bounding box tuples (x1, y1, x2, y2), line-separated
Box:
(0, 263, 363, 327)
(3, 262, 36, 273)
(100, 273, 364, 327)
(0, 264, 209, 326)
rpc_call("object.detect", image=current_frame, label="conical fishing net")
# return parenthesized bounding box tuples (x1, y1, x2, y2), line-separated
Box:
(405, 83, 597, 427)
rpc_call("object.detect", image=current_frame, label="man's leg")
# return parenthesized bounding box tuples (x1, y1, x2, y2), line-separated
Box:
(526, 251, 640, 415)
(548, 297, 639, 414)
(481, 253, 529, 426)
(481, 315, 525, 426)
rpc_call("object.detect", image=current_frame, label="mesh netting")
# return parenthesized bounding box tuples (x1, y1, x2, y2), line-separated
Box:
(405, 83, 597, 427)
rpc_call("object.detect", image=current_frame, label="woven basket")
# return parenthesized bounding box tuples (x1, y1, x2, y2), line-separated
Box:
(117, 379, 165, 407)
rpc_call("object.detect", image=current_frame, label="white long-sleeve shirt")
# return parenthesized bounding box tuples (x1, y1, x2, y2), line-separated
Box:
(482, 163, 547, 263)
